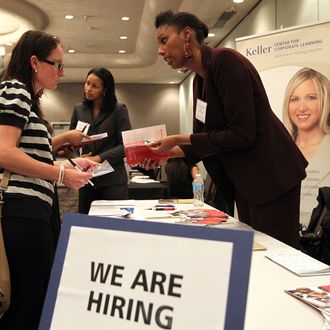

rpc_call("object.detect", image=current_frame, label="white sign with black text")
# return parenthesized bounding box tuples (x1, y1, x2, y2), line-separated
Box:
(40, 214, 253, 330)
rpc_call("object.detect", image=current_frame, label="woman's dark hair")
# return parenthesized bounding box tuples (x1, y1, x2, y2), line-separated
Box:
(155, 10, 209, 44)
(83, 67, 117, 112)
(3, 30, 60, 130)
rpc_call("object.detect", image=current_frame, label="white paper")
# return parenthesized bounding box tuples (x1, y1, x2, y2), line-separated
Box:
(122, 124, 167, 145)
(92, 160, 114, 178)
(76, 121, 90, 133)
(82, 133, 108, 143)
(130, 177, 159, 183)
(50, 227, 233, 330)
(266, 252, 330, 276)
(90, 200, 136, 206)
(195, 99, 207, 124)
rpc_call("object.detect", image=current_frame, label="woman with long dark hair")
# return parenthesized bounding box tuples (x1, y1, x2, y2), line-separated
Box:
(70, 67, 132, 214)
(0, 30, 97, 329)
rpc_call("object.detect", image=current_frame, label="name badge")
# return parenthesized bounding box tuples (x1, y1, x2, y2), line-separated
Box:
(195, 99, 207, 124)
(76, 120, 90, 133)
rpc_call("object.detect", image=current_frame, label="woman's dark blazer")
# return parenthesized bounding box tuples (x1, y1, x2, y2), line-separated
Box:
(181, 45, 308, 205)
(70, 101, 132, 188)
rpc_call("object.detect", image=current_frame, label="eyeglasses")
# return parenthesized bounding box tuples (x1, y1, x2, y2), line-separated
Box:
(40, 59, 64, 71)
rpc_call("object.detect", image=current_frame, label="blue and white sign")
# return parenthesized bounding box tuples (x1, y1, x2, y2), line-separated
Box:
(40, 214, 253, 330)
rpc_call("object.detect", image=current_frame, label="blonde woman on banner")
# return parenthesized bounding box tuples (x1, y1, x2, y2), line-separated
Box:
(283, 67, 330, 225)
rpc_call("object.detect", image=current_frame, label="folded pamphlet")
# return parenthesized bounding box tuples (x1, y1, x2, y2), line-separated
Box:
(158, 198, 196, 204)
(92, 160, 114, 178)
(266, 252, 330, 276)
(57, 133, 108, 152)
(253, 241, 267, 251)
(122, 125, 170, 166)
(285, 286, 330, 309)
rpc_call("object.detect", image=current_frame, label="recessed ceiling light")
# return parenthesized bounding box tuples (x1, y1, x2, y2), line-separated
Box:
(233, 0, 244, 3)
(5, 42, 13, 46)
(120, 36, 128, 40)
(118, 50, 126, 54)
(121, 16, 130, 21)
(169, 81, 176, 84)
(208, 33, 215, 37)
(68, 48, 76, 53)
(64, 15, 74, 20)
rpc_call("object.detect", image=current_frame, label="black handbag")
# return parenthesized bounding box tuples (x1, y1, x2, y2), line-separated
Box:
(299, 187, 330, 265)
(0, 169, 11, 317)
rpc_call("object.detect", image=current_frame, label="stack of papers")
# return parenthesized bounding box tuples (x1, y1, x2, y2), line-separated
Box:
(286, 286, 330, 309)
(266, 252, 330, 276)
(130, 177, 159, 183)
(285, 285, 330, 329)
(89, 200, 135, 217)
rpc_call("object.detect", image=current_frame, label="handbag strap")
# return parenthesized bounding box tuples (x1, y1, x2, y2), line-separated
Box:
(0, 136, 20, 197)
(0, 170, 11, 191)
(0, 136, 21, 203)
(0, 170, 11, 208)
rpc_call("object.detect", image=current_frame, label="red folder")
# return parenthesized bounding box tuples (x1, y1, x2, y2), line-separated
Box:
(125, 142, 170, 166)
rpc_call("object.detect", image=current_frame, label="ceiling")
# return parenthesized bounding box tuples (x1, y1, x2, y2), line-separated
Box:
(0, 0, 260, 83)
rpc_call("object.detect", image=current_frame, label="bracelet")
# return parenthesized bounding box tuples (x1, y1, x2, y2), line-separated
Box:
(62, 160, 70, 168)
(57, 163, 65, 184)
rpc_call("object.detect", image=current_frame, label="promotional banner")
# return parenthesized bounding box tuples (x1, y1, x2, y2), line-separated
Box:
(236, 21, 330, 225)
(39, 214, 253, 330)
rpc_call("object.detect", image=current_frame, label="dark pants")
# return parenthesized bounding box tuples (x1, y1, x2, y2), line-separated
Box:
(235, 184, 301, 248)
(0, 216, 53, 330)
(79, 183, 129, 214)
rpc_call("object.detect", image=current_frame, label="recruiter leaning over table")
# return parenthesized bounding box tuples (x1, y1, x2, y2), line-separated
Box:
(147, 10, 308, 248)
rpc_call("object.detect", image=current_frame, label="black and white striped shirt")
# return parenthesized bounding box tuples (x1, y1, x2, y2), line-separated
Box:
(0, 80, 54, 221)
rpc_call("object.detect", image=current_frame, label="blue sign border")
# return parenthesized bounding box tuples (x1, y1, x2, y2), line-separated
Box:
(39, 213, 253, 330)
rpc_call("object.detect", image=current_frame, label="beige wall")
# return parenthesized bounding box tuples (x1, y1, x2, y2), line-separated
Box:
(116, 84, 179, 134)
(42, 82, 179, 134)
(41, 0, 330, 139)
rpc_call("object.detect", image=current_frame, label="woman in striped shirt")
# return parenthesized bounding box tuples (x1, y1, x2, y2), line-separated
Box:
(0, 30, 98, 330)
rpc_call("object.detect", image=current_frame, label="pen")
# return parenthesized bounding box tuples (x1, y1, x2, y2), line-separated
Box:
(145, 207, 176, 211)
(81, 124, 88, 133)
(155, 207, 176, 211)
(67, 158, 95, 188)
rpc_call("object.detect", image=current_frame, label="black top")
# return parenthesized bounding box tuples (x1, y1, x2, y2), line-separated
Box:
(70, 101, 132, 188)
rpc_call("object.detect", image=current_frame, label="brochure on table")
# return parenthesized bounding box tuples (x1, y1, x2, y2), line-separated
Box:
(266, 252, 330, 276)
(40, 213, 254, 330)
(285, 286, 330, 327)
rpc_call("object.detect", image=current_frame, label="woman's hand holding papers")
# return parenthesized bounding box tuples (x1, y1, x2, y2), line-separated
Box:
(61, 157, 99, 190)
(69, 157, 99, 171)
(148, 135, 189, 155)
(141, 144, 185, 170)
(65, 130, 90, 147)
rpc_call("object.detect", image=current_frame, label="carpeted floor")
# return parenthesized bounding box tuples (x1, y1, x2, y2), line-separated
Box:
(57, 186, 79, 221)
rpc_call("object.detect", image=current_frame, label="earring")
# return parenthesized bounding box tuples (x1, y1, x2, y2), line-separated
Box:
(34, 69, 38, 73)
(184, 41, 193, 58)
